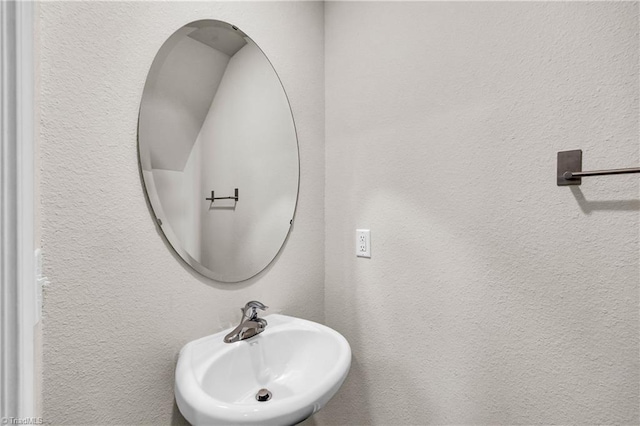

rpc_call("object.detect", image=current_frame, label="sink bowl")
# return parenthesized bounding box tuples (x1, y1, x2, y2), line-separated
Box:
(175, 314, 351, 425)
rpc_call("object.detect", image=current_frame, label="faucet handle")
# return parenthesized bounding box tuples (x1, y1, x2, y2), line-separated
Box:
(242, 301, 268, 320)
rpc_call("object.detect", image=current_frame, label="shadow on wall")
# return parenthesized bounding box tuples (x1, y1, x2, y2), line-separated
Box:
(311, 357, 376, 425)
(570, 186, 640, 214)
(171, 399, 190, 425)
(298, 414, 319, 426)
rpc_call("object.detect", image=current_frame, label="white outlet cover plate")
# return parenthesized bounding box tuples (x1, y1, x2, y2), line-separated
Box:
(356, 229, 371, 258)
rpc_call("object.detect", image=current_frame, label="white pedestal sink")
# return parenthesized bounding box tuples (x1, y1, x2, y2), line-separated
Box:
(175, 314, 351, 425)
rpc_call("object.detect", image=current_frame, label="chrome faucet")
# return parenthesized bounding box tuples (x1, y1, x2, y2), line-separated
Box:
(223, 301, 268, 343)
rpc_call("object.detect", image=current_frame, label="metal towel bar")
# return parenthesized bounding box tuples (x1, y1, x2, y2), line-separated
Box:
(557, 150, 640, 186)
(205, 188, 239, 202)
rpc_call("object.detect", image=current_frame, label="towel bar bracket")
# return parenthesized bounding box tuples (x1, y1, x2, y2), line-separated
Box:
(557, 150, 583, 186)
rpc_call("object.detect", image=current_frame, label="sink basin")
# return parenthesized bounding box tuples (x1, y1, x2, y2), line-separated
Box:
(175, 314, 351, 425)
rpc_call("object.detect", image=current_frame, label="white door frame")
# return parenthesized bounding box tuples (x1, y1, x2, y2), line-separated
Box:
(1, 0, 35, 419)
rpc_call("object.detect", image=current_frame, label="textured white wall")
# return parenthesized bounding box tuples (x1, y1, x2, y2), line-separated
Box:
(37, 1, 324, 424)
(322, 2, 639, 425)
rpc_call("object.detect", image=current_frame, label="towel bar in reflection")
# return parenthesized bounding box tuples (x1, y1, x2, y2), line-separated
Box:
(557, 150, 640, 186)
(205, 188, 239, 202)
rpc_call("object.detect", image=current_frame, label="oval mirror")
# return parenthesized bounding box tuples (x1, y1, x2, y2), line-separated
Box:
(138, 20, 299, 282)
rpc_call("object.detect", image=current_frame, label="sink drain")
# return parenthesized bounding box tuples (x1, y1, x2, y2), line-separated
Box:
(256, 388, 272, 402)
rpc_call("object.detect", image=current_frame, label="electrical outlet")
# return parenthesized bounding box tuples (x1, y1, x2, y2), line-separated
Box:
(356, 229, 371, 258)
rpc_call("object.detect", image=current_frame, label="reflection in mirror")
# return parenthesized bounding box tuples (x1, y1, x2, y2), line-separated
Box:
(138, 20, 299, 282)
